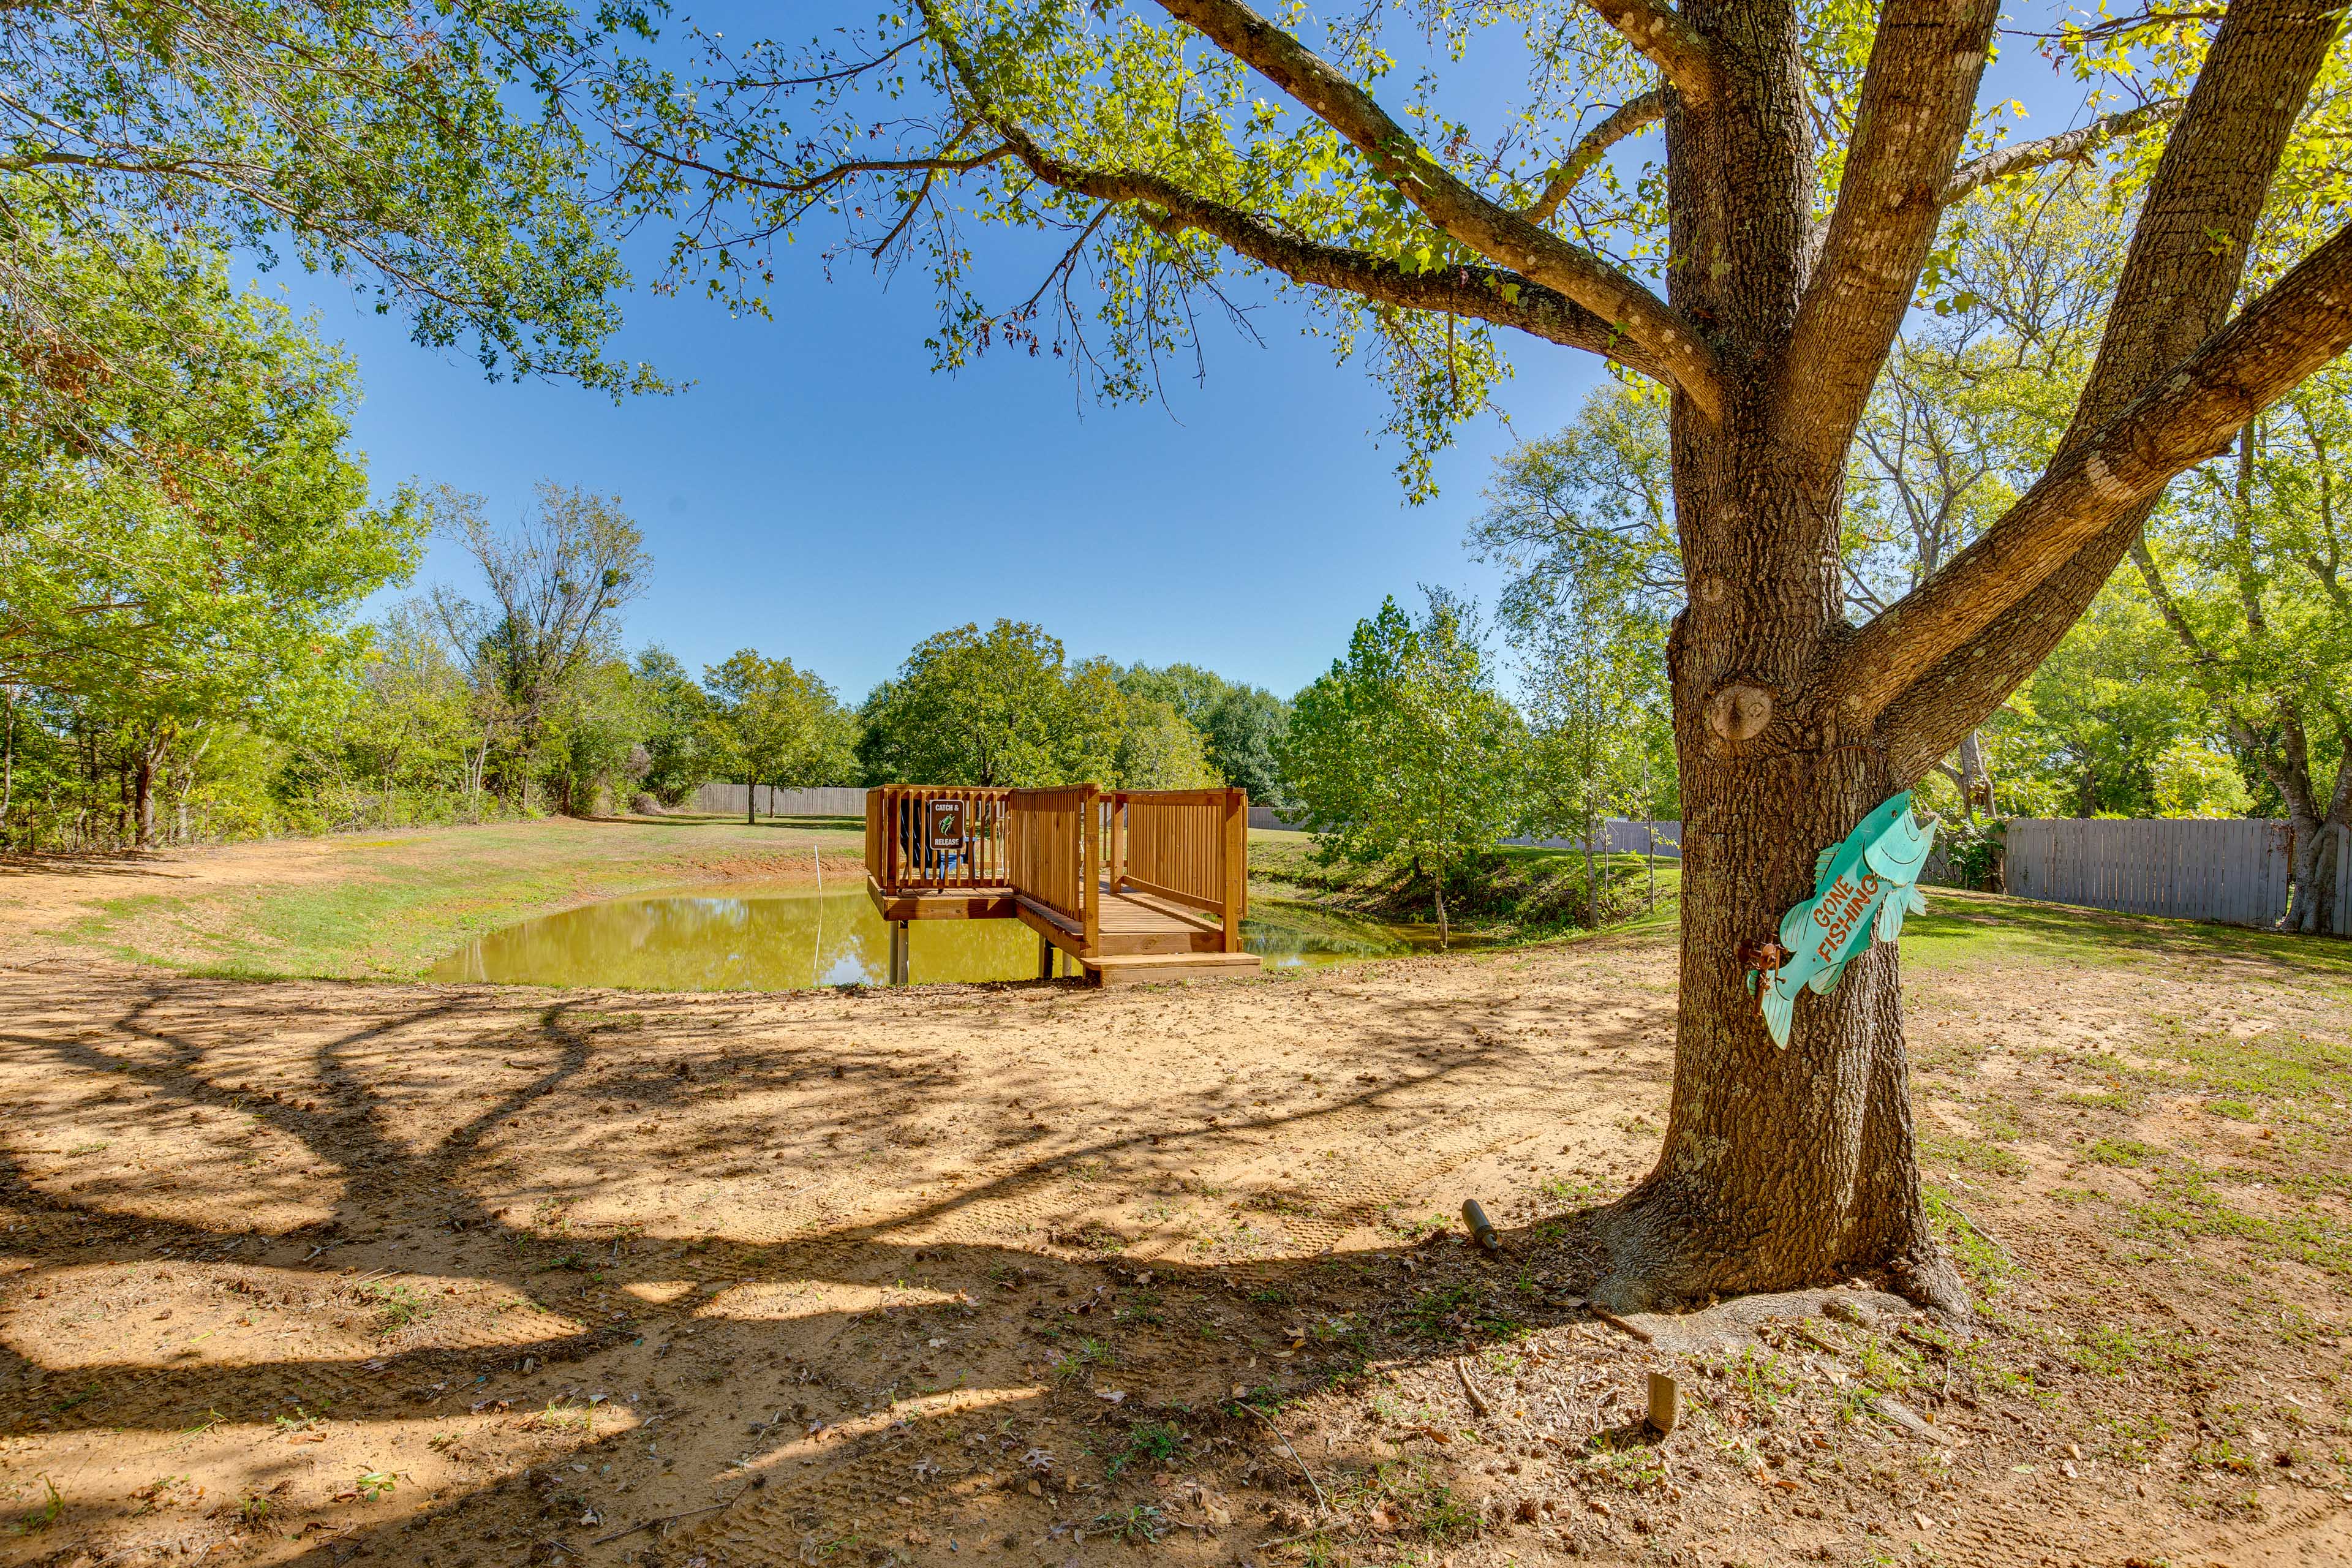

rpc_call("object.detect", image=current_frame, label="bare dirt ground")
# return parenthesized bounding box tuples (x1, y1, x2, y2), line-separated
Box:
(3, 841, 2351, 1568)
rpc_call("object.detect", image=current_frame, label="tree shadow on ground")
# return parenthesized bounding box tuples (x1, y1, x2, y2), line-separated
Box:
(0, 960, 1669, 1564)
(0, 849, 194, 880)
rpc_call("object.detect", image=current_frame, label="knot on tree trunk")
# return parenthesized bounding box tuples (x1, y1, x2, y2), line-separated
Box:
(1705, 681, 1775, 743)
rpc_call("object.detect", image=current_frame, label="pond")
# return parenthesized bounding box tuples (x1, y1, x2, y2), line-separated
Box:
(426, 886, 1484, 991)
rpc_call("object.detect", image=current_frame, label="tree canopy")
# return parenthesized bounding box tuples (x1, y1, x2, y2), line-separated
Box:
(4, 0, 653, 394)
(857, 620, 1125, 786)
(2133, 375, 2352, 928)
(1117, 662, 1290, 804)
(0, 230, 420, 841)
(1281, 591, 1523, 941)
(428, 483, 652, 810)
(704, 650, 858, 821)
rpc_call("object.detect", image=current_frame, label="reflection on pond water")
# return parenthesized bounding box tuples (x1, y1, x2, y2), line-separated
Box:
(427, 886, 1487, 990)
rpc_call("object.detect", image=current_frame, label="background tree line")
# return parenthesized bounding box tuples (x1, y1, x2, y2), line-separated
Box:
(0, 462, 1300, 848)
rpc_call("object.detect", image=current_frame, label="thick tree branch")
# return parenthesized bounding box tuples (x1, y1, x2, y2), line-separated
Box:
(1521, 88, 1670, 227)
(891, 6, 1667, 377)
(1008, 141, 1668, 377)
(1570, 0, 1726, 106)
(1148, 0, 1723, 418)
(1820, 219, 2352, 727)
(1875, 0, 2344, 776)
(1939, 100, 2184, 207)
(1779, 0, 2001, 479)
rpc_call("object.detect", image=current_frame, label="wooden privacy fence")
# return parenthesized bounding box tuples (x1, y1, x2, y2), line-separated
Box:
(694, 783, 869, 817)
(1250, 807, 2338, 933)
(2003, 818, 2296, 929)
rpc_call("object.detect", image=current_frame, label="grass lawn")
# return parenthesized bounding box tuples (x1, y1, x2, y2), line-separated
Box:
(2, 813, 863, 981)
(1249, 829, 1684, 940)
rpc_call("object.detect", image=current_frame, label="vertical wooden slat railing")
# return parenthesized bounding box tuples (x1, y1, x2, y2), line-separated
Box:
(1114, 788, 1250, 952)
(1005, 785, 1098, 931)
(864, 785, 1013, 891)
(865, 788, 884, 887)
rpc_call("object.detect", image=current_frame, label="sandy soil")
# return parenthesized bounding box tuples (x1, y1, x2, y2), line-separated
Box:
(2, 848, 2349, 1568)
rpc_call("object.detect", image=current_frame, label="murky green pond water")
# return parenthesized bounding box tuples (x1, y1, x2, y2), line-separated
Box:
(427, 886, 1474, 990)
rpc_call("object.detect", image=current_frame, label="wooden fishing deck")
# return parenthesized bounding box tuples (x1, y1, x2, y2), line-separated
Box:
(863, 785, 1261, 986)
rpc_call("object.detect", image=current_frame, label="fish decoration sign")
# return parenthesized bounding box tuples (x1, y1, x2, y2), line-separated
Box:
(1747, 791, 1940, 1049)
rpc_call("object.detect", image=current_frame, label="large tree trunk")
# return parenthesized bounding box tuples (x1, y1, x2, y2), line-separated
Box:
(2285, 731, 2352, 934)
(1597, 737, 1959, 1311)
(1584, 0, 2344, 1316)
(1594, 420, 1960, 1311)
(1581, 1, 1961, 1314)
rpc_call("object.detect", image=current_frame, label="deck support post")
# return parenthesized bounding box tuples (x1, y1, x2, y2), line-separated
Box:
(889, 920, 910, 986)
(1038, 932, 1054, 981)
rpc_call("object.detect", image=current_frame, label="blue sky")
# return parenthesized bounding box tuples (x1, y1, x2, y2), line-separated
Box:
(287, 12, 2095, 706)
(306, 243, 1605, 704)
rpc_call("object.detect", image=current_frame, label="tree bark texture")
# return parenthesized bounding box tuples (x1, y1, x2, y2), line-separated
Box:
(2282, 722, 2352, 934)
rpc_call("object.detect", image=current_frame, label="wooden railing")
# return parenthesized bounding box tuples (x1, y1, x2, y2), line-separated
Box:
(865, 785, 1012, 891)
(868, 782, 1250, 958)
(1006, 785, 1099, 950)
(1110, 788, 1249, 951)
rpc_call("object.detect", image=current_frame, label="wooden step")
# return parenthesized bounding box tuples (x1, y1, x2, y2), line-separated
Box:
(1081, 951, 1262, 986)
(1092, 930, 1226, 956)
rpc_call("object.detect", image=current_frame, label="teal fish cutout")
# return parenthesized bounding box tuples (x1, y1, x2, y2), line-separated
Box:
(1747, 791, 1939, 1049)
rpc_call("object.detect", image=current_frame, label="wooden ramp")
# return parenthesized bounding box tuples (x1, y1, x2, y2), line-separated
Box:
(864, 785, 1262, 986)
